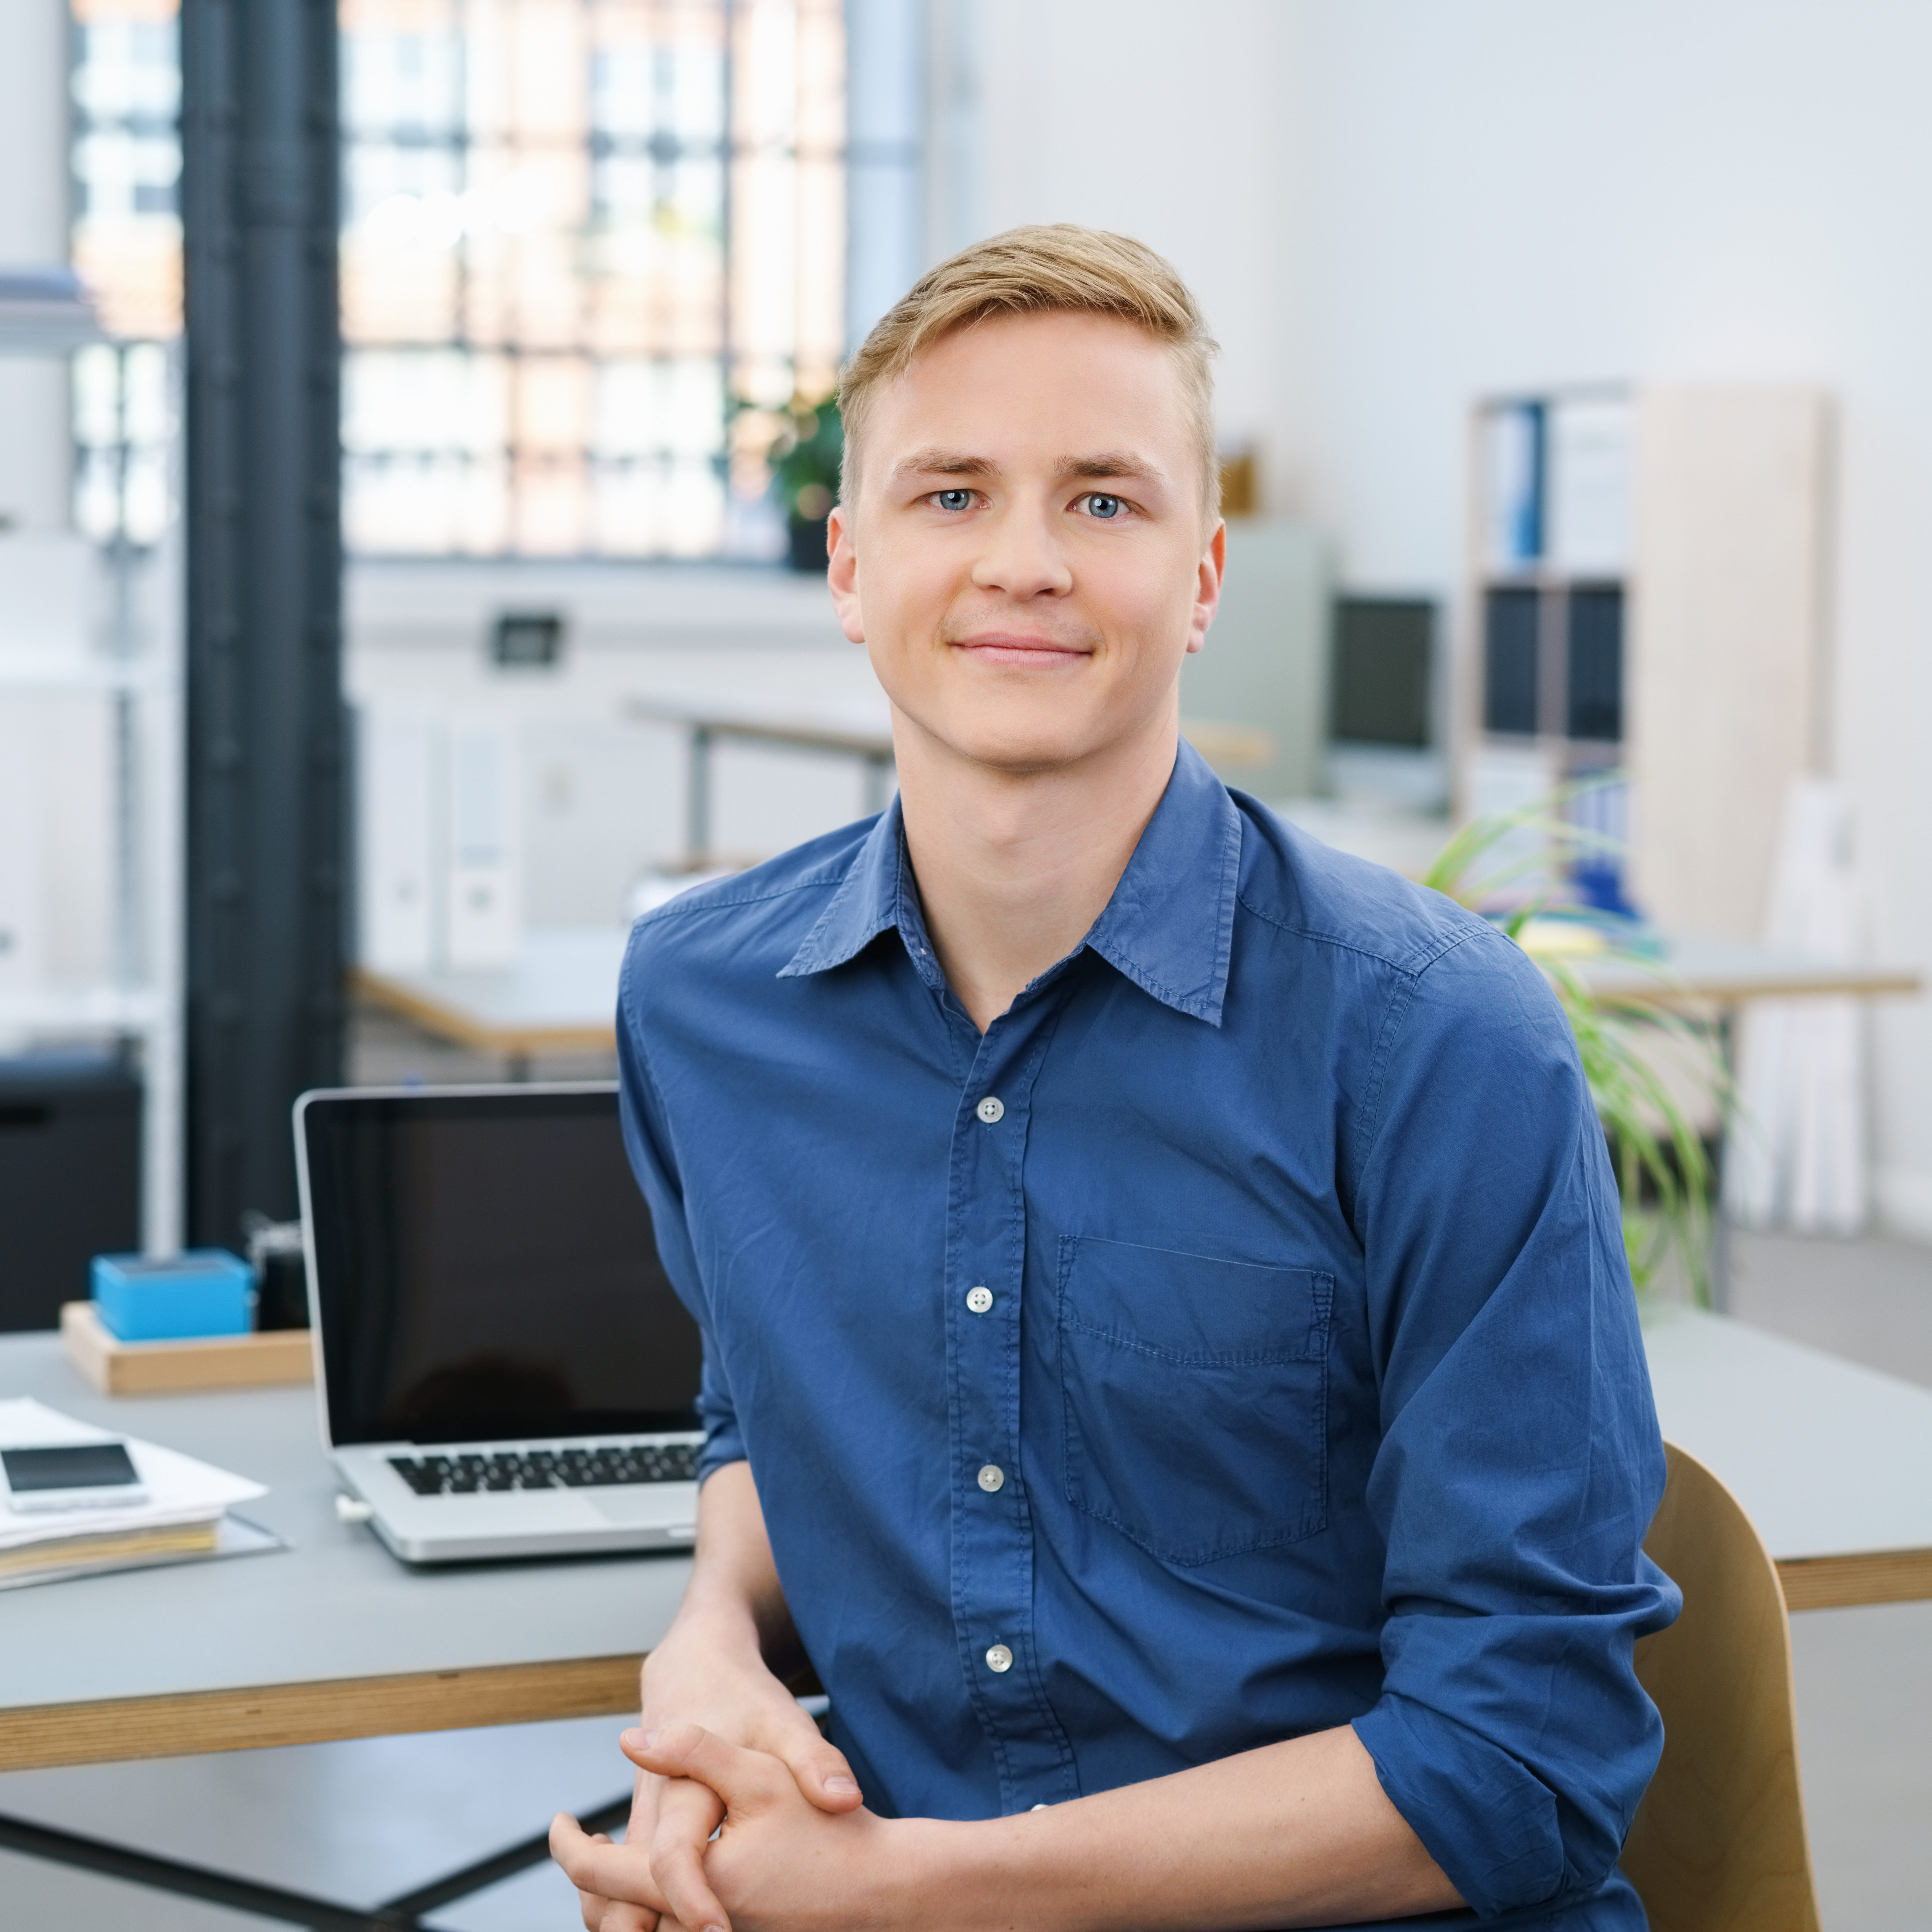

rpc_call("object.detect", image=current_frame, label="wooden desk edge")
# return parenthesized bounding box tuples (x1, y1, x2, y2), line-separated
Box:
(349, 966, 617, 1057)
(4, 1549, 1921, 1772)
(0, 1651, 646, 1772)
(1777, 1546, 1932, 1613)
(1589, 968, 1923, 1007)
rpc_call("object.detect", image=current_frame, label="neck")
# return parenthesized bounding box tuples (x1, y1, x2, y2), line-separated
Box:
(892, 703, 1179, 1033)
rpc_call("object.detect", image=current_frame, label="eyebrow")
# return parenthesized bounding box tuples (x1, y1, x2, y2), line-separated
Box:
(1064, 451, 1167, 488)
(889, 448, 1000, 484)
(888, 448, 1171, 488)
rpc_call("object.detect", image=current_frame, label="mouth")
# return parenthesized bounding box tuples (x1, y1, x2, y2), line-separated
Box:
(947, 630, 1094, 668)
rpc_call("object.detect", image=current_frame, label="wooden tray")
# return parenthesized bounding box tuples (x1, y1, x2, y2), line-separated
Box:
(61, 1301, 314, 1396)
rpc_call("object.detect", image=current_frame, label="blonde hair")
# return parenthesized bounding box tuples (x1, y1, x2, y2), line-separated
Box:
(837, 224, 1220, 518)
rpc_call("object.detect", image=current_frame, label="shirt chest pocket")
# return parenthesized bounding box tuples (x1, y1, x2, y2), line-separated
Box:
(1057, 1235, 1334, 1567)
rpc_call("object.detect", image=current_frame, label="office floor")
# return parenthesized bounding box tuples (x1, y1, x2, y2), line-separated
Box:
(4, 1200, 1928, 1928)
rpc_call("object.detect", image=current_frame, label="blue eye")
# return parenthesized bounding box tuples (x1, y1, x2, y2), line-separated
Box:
(1084, 493, 1123, 519)
(935, 488, 973, 511)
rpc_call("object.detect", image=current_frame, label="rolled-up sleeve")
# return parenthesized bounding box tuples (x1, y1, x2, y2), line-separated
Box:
(617, 939, 747, 1483)
(1346, 926, 1680, 1919)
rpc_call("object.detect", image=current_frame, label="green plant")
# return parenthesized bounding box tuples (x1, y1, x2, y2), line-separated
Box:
(1422, 788, 1726, 1303)
(770, 395, 844, 526)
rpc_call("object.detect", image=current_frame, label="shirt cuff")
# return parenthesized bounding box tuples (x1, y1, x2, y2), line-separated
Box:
(696, 1419, 747, 1485)
(1352, 1695, 1564, 1919)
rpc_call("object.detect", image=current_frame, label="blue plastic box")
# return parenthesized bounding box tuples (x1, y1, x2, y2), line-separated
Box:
(91, 1249, 254, 1342)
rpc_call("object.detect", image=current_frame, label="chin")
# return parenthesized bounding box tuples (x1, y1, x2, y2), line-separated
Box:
(949, 719, 1109, 772)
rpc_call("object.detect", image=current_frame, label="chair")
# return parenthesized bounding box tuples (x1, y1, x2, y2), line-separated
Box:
(1621, 1442, 1822, 1932)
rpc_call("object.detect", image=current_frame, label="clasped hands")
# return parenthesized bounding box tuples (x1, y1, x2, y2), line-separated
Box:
(551, 1662, 891, 1932)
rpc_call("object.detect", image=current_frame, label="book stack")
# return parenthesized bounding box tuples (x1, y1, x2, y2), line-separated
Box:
(0, 1398, 278, 1590)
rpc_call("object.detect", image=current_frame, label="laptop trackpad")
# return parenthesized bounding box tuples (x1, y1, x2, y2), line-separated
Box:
(589, 1491, 687, 1526)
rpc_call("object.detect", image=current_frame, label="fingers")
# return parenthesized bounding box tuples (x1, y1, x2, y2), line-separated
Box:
(570, 1826, 659, 1932)
(770, 1727, 863, 1813)
(550, 1814, 670, 1919)
(581, 1887, 658, 1932)
(638, 1735, 735, 1932)
(620, 1723, 789, 1811)
(650, 1818, 732, 1932)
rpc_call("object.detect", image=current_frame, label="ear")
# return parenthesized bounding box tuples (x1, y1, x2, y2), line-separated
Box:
(828, 504, 865, 645)
(1186, 518, 1226, 655)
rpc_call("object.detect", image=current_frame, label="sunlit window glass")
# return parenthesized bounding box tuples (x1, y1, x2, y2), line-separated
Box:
(339, 0, 847, 559)
(69, 0, 184, 547)
(67, 0, 849, 560)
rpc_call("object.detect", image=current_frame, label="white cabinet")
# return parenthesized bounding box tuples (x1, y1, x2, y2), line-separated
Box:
(1627, 387, 1831, 942)
(0, 318, 184, 1257)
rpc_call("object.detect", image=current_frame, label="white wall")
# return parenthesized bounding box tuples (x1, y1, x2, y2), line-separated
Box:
(967, 0, 1302, 476)
(969, 0, 1932, 1237)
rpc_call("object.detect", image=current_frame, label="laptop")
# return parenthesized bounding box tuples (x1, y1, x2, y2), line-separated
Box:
(295, 1082, 706, 1564)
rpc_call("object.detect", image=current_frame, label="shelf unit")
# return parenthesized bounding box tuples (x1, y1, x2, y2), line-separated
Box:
(1458, 383, 1831, 936)
(0, 295, 184, 1257)
(1460, 386, 1633, 908)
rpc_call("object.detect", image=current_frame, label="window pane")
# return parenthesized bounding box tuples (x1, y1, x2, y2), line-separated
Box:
(70, 1, 183, 344)
(71, 0, 860, 559)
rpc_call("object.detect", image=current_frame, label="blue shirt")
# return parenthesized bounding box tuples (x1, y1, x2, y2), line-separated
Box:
(617, 743, 1678, 1931)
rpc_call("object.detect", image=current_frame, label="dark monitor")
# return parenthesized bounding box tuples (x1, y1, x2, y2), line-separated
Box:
(1332, 597, 1435, 748)
(298, 1085, 702, 1446)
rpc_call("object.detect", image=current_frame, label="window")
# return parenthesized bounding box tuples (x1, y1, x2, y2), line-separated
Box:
(68, 0, 857, 559)
(70, 0, 184, 547)
(71, 0, 183, 343)
(341, 0, 845, 558)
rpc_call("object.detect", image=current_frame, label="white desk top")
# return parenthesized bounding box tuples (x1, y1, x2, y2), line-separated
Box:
(1640, 1301, 1932, 1573)
(352, 927, 632, 1053)
(1583, 934, 1920, 1006)
(0, 1333, 688, 1758)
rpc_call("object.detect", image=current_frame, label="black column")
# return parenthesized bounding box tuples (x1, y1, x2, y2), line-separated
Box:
(180, 0, 343, 1245)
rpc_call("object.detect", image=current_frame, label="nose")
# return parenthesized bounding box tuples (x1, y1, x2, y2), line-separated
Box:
(970, 495, 1073, 601)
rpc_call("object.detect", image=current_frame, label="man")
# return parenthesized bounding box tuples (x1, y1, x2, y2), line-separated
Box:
(553, 225, 1676, 1932)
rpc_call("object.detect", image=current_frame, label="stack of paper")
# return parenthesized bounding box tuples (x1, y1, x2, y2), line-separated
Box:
(0, 1398, 279, 1590)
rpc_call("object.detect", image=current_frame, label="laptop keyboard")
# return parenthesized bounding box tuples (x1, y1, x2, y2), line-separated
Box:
(388, 1443, 700, 1497)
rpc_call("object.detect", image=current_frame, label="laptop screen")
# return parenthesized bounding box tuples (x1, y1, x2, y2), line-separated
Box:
(301, 1086, 703, 1445)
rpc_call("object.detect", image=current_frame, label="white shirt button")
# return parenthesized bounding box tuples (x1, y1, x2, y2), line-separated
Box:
(985, 1643, 1013, 1673)
(1030, 1803, 1050, 1811)
(976, 1463, 1005, 1493)
(966, 1285, 993, 1314)
(976, 1095, 1005, 1124)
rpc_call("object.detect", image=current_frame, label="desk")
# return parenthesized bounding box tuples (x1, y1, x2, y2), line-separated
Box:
(1641, 1301, 1932, 1609)
(627, 691, 897, 869)
(353, 922, 1922, 1096)
(629, 693, 1276, 869)
(1578, 934, 1920, 1008)
(351, 926, 630, 1072)
(0, 1332, 686, 1777)
(3, 1311, 1926, 1921)
(5, 1305, 1927, 1778)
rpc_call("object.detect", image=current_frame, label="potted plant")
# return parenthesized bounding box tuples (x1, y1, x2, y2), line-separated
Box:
(1422, 789, 1726, 1303)
(771, 396, 844, 572)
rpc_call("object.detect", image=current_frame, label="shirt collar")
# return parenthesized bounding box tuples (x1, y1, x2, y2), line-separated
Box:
(1079, 739, 1241, 1027)
(777, 800, 920, 982)
(778, 739, 1243, 1027)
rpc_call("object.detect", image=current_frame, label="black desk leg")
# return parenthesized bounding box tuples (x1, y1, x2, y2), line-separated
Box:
(688, 724, 714, 869)
(0, 1794, 631, 1931)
